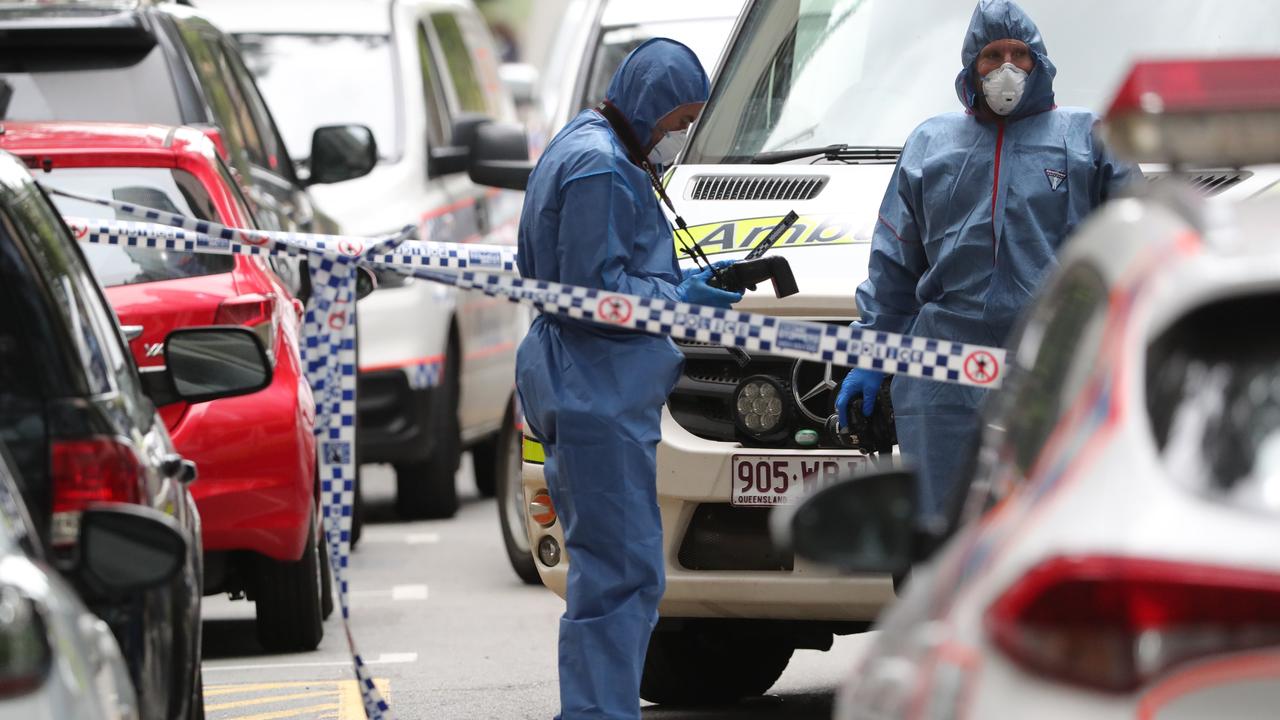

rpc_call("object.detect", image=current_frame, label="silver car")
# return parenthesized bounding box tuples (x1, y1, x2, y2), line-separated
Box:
(0, 443, 191, 720)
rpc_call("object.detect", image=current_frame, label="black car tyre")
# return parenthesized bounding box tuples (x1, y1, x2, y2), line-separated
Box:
(470, 432, 500, 498)
(254, 519, 324, 653)
(351, 316, 365, 549)
(319, 528, 335, 620)
(493, 402, 541, 585)
(640, 620, 794, 705)
(350, 465, 364, 548)
(189, 670, 204, 720)
(394, 339, 460, 519)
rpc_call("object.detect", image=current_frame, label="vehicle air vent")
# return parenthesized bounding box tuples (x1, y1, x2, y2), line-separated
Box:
(689, 175, 828, 201)
(1146, 170, 1251, 197)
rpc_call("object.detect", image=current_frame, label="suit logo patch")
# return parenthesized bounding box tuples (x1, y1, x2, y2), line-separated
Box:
(1045, 168, 1067, 191)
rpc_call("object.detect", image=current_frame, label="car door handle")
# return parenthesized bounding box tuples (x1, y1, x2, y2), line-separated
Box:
(161, 454, 198, 484)
(121, 325, 145, 341)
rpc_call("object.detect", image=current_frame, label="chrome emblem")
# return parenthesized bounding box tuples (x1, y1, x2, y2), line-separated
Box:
(791, 361, 838, 423)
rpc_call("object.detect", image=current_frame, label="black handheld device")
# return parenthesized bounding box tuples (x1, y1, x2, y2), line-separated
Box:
(825, 379, 897, 454)
(594, 102, 802, 298)
(707, 211, 800, 298)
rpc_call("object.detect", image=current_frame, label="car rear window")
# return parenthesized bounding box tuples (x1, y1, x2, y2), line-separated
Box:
(39, 166, 235, 287)
(0, 44, 183, 124)
(1148, 294, 1280, 515)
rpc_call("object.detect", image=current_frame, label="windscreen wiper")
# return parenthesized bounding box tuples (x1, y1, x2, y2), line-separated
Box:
(751, 144, 901, 165)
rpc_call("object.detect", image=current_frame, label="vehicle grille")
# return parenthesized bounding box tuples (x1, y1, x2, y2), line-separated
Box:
(1146, 170, 1251, 196)
(668, 333, 852, 449)
(677, 504, 793, 571)
(689, 175, 828, 201)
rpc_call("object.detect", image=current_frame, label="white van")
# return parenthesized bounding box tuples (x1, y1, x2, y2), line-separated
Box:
(202, 0, 528, 523)
(521, 0, 1280, 704)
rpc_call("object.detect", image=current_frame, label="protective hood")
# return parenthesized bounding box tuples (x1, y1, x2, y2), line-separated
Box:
(604, 37, 710, 147)
(954, 0, 1056, 120)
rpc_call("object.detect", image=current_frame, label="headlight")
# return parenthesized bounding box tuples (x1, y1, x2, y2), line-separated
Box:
(733, 375, 792, 442)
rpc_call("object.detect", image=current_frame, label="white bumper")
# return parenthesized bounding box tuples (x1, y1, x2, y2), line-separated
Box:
(523, 407, 894, 621)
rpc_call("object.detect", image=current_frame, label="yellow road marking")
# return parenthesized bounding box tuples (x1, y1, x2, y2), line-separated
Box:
(204, 681, 338, 697)
(204, 679, 389, 720)
(224, 703, 334, 720)
(338, 678, 391, 719)
(205, 689, 337, 712)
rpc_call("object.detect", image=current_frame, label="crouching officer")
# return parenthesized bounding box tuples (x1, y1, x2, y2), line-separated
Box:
(515, 39, 742, 719)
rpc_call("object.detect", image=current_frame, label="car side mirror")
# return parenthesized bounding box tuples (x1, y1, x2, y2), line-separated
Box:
(164, 327, 272, 404)
(77, 505, 187, 594)
(308, 124, 378, 185)
(356, 265, 378, 300)
(772, 468, 918, 574)
(468, 121, 532, 191)
(499, 62, 539, 106)
(429, 113, 491, 177)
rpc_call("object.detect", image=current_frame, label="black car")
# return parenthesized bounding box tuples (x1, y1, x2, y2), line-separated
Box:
(0, 149, 275, 719)
(0, 0, 376, 247)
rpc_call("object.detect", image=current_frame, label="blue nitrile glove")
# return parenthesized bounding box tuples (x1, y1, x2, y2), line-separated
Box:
(678, 265, 743, 308)
(681, 259, 735, 281)
(836, 368, 886, 431)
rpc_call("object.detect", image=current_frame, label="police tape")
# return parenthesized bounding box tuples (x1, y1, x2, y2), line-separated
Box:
(54, 186, 520, 275)
(56, 188, 1007, 388)
(61, 208, 1007, 388)
(381, 265, 1006, 388)
(50, 189, 396, 719)
(53, 190, 1010, 718)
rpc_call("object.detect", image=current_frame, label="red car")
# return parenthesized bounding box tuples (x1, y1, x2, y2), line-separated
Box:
(0, 122, 331, 652)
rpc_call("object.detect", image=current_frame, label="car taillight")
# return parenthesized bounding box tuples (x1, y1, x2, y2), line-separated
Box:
(51, 438, 144, 547)
(215, 293, 277, 362)
(986, 555, 1280, 693)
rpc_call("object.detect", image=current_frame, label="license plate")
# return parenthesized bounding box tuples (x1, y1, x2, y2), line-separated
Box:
(731, 454, 870, 507)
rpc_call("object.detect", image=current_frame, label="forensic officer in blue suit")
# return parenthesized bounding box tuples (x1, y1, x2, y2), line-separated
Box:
(515, 39, 741, 719)
(837, 0, 1136, 517)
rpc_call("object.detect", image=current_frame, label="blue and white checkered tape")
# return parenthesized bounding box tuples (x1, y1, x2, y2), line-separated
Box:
(57, 184, 518, 274)
(56, 189, 1011, 719)
(54, 191, 395, 719)
(380, 265, 1007, 389)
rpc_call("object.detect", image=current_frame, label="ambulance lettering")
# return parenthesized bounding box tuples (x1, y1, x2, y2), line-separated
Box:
(676, 215, 864, 257)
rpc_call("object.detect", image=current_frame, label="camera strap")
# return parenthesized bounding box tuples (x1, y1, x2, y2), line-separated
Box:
(594, 101, 719, 277)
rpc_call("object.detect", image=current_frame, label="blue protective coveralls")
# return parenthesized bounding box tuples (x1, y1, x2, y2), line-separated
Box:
(853, 0, 1136, 516)
(514, 39, 710, 719)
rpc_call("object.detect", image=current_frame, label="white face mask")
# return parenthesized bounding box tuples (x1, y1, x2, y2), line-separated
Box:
(647, 128, 688, 166)
(982, 63, 1028, 116)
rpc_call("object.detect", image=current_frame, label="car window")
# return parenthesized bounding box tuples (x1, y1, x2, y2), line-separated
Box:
(178, 24, 265, 178)
(1002, 263, 1109, 473)
(0, 212, 53, 538)
(9, 181, 152, 427)
(234, 33, 402, 165)
(686, 0, 1280, 163)
(958, 262, 1109, 523)
(40, 166, 236, 287)
(580, 18, 736, 112)
(1149, 294, 1280, 517)
(0, 44, 184, 124)
(430, 12, 488, 115)
(221, 38, 294, 180)
(6, 187, 113, 395)
(417, 21, 451, 148)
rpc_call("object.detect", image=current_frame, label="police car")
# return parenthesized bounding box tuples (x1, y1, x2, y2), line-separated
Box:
(520, 0, 1280, 706)
(781, 56, 1280, 720)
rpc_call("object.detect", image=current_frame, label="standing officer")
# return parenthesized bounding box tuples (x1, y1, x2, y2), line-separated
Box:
(515, 39, 741, 719)
(837, 0, 1137, 517)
